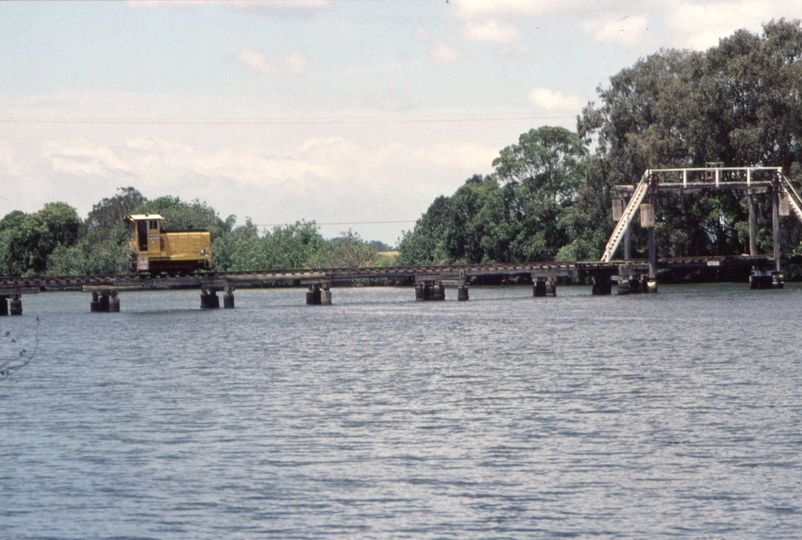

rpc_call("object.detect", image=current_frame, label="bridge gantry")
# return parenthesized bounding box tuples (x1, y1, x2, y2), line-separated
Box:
(604, 166, 802, 293)
(3, 166, 802, 314)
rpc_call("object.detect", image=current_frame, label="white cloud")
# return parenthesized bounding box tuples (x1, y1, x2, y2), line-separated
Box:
(462, 19, 520, 44)
(415, 25, 432, 43)
(45, 140, 134, 177)
(581, 15, 650, 47)
(429, 42, 462, 64)
(662, 1, 775, 50)
(368, 92, 410, 111)
(450, 0, 802, 52)
(412, 141, 498, 171)
(0, 141, 22, 177)
(452, 0, 555, 19)
(38, 131, 495, 198)
(528, 87, 585, 112)
(234, 49, 311, 77)
(224, 0, 332, 17)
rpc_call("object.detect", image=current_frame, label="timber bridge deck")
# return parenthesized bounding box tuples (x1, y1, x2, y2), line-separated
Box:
(0, 254, 795, 314)
(2, 165, 801, 315)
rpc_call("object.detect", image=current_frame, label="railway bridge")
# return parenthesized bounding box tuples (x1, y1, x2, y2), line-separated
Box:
(1, 166, 801, 314)
(0, 254, 795, 315)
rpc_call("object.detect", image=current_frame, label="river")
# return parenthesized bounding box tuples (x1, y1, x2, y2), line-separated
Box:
(2, 284, 801, 538)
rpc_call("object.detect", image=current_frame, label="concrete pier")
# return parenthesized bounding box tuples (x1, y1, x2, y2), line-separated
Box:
(200, 289, 220, 309)
(320, 283, 332, 305)
(0, 296, 7, 316)
(615, 272, 655, 295)
(306, 284, 321, 305)
(224, 287, 235, 309)
(457, 285, 469, 301)
(90, 290, 119, 312)
(99, 292, 110, 312)
(90, 291, 106, 312)
(533, 277, 556, 297)
(750, 269, 775, 289)
(9, 294, 22, 316)
(591, 274, 612, 296)
(109, 290, 120, 312)
(415, 281, 445, 301)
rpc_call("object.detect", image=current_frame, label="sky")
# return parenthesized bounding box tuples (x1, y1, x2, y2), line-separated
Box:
(2, 0, 802, 245)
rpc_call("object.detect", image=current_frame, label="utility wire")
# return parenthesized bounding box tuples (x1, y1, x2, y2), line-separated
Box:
(255, 219, 416, 227)
(0, 114, 576, 126)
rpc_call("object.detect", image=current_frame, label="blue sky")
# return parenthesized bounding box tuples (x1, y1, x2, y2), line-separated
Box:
(2, 0, 802, 244)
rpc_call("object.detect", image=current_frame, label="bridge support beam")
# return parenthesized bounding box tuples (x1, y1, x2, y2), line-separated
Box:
(306, 284, 321, 305)
(457, 285, 469, 301)
(109, 290, 120, 312)
(90, 291, 108, 312)
(748, 191, 758, 256)
(200, 289, 219, 309)
(224, 286, 235, 309)
(533, 277, 556, 297)
(0, 296, 7, 316)
(321, 282, 332, 305)
(305, 283, 331, 305)
(90, 290, 119, 312)
(623, 193, 633, 262)
(750, 268, 783, 289)
(591, 274, 612, 296)
(9, 294, 22, 316)
(647, 192, 657, 280)
(750, 270, 773, 289)
(772, 180, 782, 275)
(415, 281, 445, 301)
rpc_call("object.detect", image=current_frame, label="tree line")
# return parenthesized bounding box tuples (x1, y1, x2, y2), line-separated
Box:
(4, 20, 802, 277)
(0, 189, 393, 277)
(398, 19, 802, 271)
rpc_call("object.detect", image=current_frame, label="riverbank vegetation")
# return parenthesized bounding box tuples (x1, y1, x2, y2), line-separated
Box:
(398, 20, 802, 271)
(3, 21, 802, 278)
(0, 189, 395, 277)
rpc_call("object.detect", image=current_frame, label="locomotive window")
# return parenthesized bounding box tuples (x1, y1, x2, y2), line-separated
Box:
(148, 219, 159, 230)
(137, 221, 148, 251)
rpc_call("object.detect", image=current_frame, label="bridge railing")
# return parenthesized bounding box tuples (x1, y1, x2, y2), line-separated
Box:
(645, 166, 781, 188)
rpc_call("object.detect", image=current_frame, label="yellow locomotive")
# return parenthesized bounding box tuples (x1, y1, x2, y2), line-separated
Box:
(125, 214, 212, 274)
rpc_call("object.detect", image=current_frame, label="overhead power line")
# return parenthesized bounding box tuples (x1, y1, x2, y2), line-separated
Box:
(255, 220, 416, 228)
(0, 113, 576, 126)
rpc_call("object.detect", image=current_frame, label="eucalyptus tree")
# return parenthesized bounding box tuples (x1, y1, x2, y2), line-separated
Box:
(493, 126, 588, 261)
(578, 19, 802, 258)
(396, 195, 452, 266)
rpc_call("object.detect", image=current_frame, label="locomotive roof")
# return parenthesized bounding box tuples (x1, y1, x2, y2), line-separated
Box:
(126, 214, 164, 221)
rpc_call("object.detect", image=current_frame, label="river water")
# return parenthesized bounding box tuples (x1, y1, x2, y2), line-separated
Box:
(1, 284, 801, 538)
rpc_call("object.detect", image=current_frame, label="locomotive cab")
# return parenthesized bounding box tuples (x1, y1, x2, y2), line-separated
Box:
(125, 214, 212, 274)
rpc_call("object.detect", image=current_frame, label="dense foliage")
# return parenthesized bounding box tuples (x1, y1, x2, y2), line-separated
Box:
(398, 127, 589, 265)
(5, 22, 802, 276)
(0, 187, 387, 277)
(399, 19, 802, 265)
